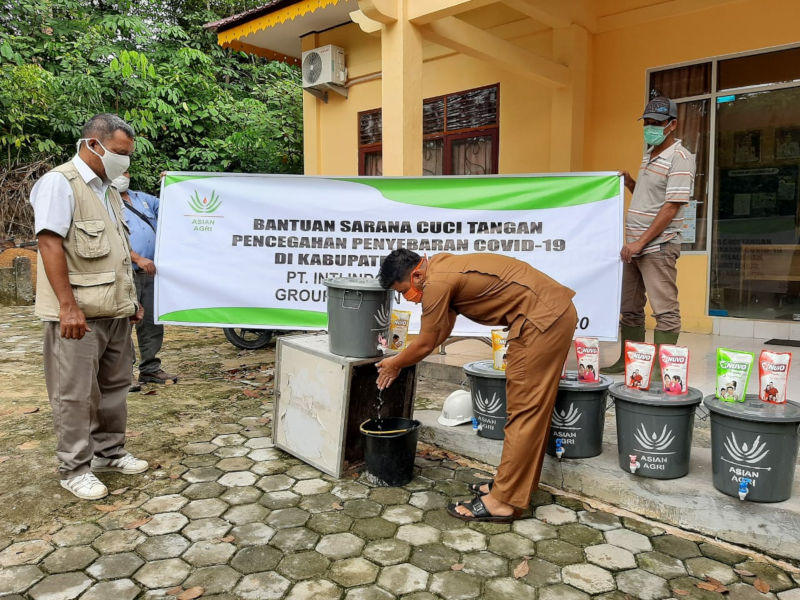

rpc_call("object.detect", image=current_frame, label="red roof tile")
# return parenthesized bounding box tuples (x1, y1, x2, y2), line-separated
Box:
(204, 0, 301, 32)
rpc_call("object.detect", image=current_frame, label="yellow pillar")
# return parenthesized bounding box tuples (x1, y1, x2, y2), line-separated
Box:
(302, 33, 322, 175)
(550, 25, 589, 172)
(380, 0, 423, 176)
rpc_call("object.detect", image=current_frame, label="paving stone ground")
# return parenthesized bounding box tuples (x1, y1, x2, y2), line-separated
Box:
(3, 432, 799, 599)
(1, 308, 799, 599)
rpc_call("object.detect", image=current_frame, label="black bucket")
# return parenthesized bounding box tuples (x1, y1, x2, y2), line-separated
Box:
(704, 394, 800, 503)
(360, 417, 421, 487)
(609, 383, 703, 479)
(464, 360, 507, 440)
(547, 372, 613, 459)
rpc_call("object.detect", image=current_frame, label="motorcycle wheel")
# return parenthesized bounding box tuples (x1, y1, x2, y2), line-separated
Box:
(223, 328, 274, 350)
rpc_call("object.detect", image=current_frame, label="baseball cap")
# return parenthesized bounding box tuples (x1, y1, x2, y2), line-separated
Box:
(639, 96, 678, 122)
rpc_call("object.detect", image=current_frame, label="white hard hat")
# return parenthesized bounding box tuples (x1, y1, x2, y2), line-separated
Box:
(438, 390, 474, 427)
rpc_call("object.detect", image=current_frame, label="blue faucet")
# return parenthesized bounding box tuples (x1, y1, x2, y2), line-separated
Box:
(555, 437, 565, 459)
(738, 478, 751, 500)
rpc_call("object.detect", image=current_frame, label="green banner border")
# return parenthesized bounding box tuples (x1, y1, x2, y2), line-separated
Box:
(163, 174, 223, 188)
(159, 307, 327, 327)
(337, 175, 620, 210)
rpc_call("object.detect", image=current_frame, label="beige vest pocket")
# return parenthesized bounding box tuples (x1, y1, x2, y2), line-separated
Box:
(73, 220, 111, 258)
(69, 271, 116, 317)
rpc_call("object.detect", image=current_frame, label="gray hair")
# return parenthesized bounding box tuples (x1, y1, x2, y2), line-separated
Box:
(81, 113, 135, 141)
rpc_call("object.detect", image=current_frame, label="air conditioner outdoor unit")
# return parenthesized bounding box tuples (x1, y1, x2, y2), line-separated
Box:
(301, 44, 347, 102)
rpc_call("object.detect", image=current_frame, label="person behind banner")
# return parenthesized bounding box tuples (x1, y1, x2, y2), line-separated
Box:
(112, 170, 178, 389)
(602, 96, 696, 381)
(375, 250, 577, 523)
(30, 113, 148, 501)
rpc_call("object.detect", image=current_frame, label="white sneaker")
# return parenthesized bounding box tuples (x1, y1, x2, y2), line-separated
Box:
(61, 472, 108, 500)
(91, 453, 149, 474)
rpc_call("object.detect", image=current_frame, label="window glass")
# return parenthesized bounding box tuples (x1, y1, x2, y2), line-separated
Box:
(359, 111, 382, 146)
(450, 135, 494, 175)
(363, 151, 382, 176)
(446, 87, 498, 131)
(710, 87, 800, 320)
(423, 99, 445, 135)
(423, 139, 444, 176)
(675, 99, 710, 251)
(358, 85, 499, 175)
(718, 46, 800, 91)
(650, 63, 711, 99)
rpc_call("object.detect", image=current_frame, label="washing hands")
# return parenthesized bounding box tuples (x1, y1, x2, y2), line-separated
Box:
(376, 356, 400, 390)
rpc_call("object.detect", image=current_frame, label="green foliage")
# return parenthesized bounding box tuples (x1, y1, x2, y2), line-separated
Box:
(0, 0, 304, 193)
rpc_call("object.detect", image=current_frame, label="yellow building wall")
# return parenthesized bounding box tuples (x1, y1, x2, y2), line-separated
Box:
(303, 23, 555, 176)
(587, 0, 800, 333)
(301, 0, 800, 334)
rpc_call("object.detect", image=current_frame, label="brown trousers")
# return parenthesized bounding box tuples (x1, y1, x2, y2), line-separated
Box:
(44, 318, 132, 479)
(620, 242, 681, 332)
(493, 303, 578, 508)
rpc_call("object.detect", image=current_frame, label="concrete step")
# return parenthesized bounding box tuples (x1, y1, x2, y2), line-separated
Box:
(416, 408, 800, 562)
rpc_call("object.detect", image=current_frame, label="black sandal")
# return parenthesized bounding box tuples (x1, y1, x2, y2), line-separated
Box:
(467, 480, 493, 495)
(446, 495, 517, 523)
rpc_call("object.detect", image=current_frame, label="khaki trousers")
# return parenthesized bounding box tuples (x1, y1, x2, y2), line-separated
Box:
(620, 243, 681, 332)
(44, 318, 132, 479)
(493, 303, 578, 508)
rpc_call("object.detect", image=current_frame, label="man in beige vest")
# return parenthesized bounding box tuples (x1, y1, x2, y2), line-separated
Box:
(31, 113, 148, 500)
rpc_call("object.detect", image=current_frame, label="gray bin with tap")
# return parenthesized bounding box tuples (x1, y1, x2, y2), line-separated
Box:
(464, 360, 507, 440)
(704, 394, 800, 502)
(547, 372, 613, 459)
(609, 383, 703, 479)
(323, 277, 392, 358)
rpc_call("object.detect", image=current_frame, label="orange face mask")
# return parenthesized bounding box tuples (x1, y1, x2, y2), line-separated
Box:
(402, 258, 425, 304)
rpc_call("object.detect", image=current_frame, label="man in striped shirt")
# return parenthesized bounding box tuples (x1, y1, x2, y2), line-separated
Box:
(603, 96, 696, 377)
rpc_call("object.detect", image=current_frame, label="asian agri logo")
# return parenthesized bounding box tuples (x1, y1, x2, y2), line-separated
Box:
(187, 190, 222, 232)
(551, 403, 581, 428)
(189, 190, 222, 214)
(634, 423, 675, 452)
(724, 432, 770, 464)
(373, 305, 390, 331)
(473, 390, 503, 415)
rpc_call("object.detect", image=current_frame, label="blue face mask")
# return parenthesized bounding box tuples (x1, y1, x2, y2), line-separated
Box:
(643, 123, 669, 147)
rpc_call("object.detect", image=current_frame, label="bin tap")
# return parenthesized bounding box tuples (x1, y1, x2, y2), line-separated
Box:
(629, 454, 640, 474)
(471, 417, 482, 433)
(738, 477, 752, 501)
(555, 437, 565, 459)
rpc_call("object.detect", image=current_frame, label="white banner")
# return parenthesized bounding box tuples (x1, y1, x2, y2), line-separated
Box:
(155, 173, 623, 340)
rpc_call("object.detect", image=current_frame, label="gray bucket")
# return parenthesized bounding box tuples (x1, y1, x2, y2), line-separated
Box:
(609, 383, 703, 479)
(547, 372, 613, 459)
(704, 394, 800, 503)
(464, 360, 506, 440)
(323, 277, 392, 358)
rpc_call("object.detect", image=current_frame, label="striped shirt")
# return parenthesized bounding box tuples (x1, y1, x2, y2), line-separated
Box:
(626, 140, 696, 256)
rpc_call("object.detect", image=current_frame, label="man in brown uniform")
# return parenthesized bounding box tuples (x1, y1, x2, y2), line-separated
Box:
(377, 249, 577, 521)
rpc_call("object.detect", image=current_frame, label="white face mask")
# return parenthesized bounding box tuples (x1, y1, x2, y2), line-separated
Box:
(77, 138, 131, 182)
(111, 175, 130, 193)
